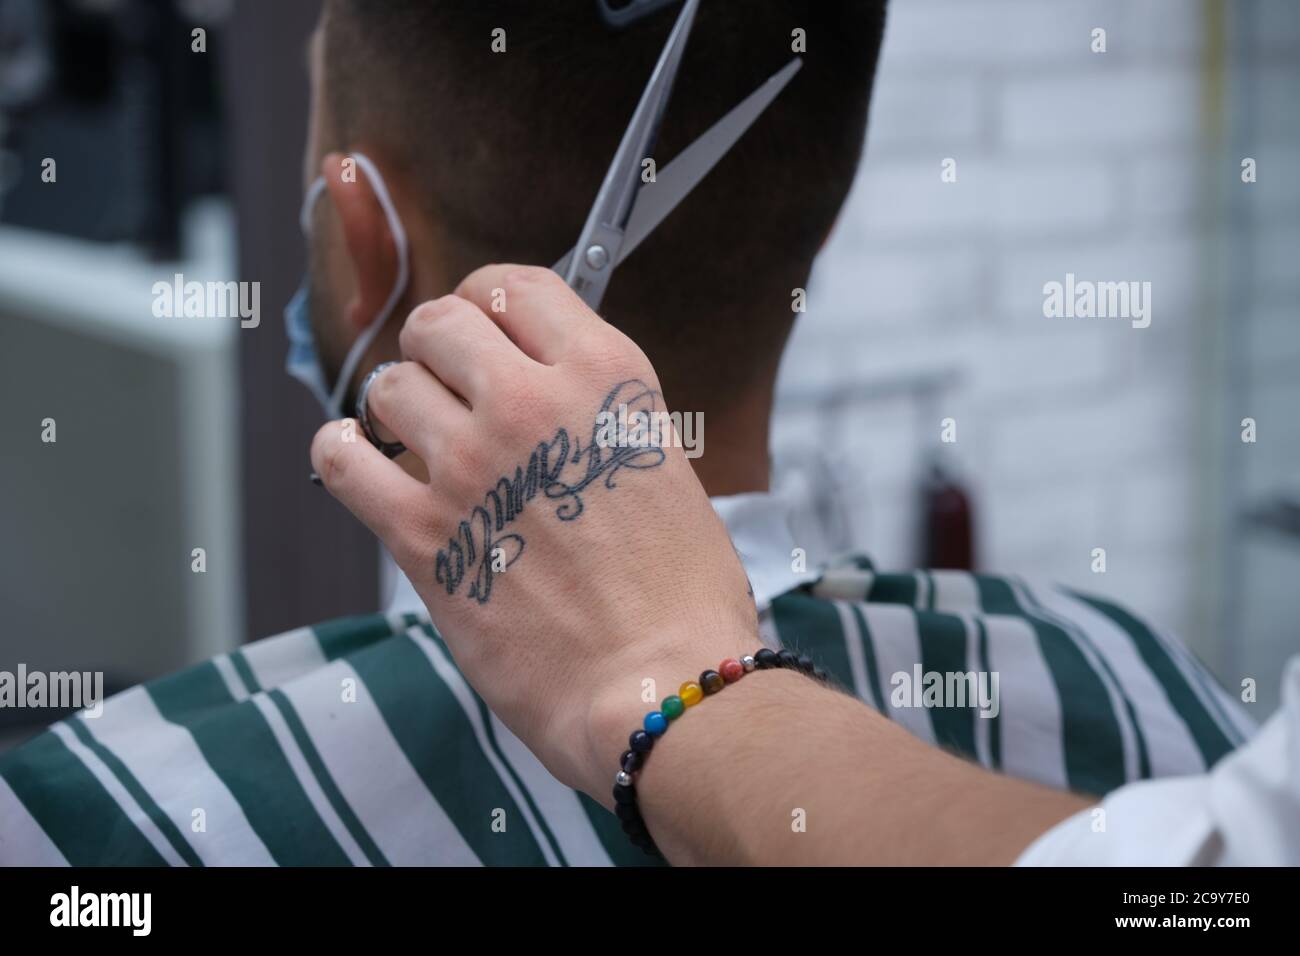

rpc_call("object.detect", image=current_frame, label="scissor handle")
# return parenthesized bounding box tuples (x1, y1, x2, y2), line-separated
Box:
(596, 0, 682, 31)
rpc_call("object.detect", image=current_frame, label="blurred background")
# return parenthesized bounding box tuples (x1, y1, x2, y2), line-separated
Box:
(773, 0, 1299, 715)
(0, 0, 1296, 750)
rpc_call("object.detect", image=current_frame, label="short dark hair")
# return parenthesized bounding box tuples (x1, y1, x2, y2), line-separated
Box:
(323, 0, 886, 401)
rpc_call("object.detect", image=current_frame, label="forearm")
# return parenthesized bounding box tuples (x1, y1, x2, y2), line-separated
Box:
(624, 666, 1091, 866)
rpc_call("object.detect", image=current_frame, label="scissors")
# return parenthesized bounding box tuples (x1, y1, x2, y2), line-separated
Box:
(331, 0, 800, 477)
(555, 0, 803, 312)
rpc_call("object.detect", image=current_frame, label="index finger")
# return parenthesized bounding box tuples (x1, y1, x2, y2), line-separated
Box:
(310, 419, 431, 565)
(454, 264, 599, 365)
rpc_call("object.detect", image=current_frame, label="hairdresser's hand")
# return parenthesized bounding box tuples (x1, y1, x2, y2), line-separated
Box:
(311, 265, 756, 800)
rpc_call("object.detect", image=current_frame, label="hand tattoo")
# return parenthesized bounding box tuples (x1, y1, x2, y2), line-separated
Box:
(434, 380, 667, 604)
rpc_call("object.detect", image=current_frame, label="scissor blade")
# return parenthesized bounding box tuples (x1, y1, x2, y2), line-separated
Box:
(563, 0, 700, 309)
(622, 57, 802, 262)
(553, 56, 803, 279)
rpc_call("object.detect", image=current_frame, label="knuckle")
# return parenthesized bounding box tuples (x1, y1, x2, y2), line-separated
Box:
(457, 263, 503, 294)
(406, 299, 441, 329)
(502, 265, 560, 300)
(573, 330, 650, 381)
(309, 423, 332, 469)
(504, 265, 554, 286)
(311, 423, 349, 486)
(396, 321, 418, 358)
(401, 296, 459, 348)
(366, 360, 407, 414)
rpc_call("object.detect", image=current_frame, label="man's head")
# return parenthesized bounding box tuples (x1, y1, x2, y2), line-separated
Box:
(303, 0, 885, 416)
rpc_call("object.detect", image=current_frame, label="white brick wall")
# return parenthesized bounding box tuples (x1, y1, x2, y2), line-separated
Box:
(773, 0, 1299, 708)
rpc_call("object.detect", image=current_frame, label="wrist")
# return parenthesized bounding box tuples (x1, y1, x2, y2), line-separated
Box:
(635, 665, 822, 864)
(578, 627, 757, 801)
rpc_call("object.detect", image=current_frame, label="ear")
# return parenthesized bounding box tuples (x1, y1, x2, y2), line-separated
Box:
(320, 152, 399, 332)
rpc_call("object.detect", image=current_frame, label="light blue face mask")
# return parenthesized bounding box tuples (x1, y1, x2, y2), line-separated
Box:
(284, 152, 411, 420)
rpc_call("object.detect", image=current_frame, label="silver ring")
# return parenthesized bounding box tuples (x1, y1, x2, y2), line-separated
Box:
(355, 361, 407, 460)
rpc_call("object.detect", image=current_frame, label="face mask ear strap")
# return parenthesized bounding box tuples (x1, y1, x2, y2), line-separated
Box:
(299, 177, 327, 234)
(325, 151, 412, 417)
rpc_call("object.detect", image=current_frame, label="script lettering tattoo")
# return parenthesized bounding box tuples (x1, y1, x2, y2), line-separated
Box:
(434, 380, 667, 604)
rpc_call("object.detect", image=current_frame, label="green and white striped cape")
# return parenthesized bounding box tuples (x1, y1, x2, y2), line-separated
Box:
(0, 557, 1252, 866)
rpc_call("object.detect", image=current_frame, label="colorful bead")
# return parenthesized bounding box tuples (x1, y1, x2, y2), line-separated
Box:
(719, 658, 745, 683)
(613, 647, 787, 860)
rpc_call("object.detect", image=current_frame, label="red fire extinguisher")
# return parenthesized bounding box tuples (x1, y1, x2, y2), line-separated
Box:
(921, 459, 975, 571)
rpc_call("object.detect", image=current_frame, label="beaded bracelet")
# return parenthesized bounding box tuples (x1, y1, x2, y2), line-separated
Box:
(612, 647, 829, 857)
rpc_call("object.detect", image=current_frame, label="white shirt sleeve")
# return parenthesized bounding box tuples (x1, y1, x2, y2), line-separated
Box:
(1016, 656, 1300, 866)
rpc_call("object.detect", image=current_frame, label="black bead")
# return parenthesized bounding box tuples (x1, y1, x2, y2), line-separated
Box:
(615, 802, 640, 823)
(629, 830, 653, 849)
(754, 648, 779, 669)
(797, 655, 815, 673)
(620, 814, 648, 836)
(776, 649, 798, 669)
(613, 783, 637, 806)
(629, 729, 654, 753)
(620, 749, 644, 773)
(813, 666, 828, 683)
